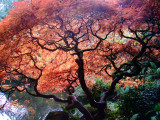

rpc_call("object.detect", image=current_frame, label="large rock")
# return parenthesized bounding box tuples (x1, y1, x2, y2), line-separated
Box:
(45, 111, 69, 120)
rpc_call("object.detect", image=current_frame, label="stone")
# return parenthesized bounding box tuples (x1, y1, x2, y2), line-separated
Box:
(45, 111, 69, 120)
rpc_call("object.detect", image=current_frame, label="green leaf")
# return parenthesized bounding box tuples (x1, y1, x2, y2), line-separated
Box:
(155, 104, 160, 111)
(124, 86, 130, 93)
(150, 62, 157, 69)
(147, 75, 155, 82)
(141, 68, 146, 74)
(156, 68, 160, 75)
(107, 101, 118, 111)
(130, 114, 139, 120)
(151, 116, 157, 120)
(145, 110, 156, 116)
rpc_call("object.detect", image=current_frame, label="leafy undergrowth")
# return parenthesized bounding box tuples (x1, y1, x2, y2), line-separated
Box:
(71, 64, 160, 120)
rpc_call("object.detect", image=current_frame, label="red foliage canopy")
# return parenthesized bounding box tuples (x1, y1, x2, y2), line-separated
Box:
(0, 0, 159, 92)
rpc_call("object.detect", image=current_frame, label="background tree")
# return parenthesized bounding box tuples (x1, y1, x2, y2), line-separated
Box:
(0, 0, 22, 20)
(0, 0, 159, 119)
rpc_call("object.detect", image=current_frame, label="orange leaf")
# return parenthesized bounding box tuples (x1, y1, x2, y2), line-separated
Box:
(15, 49, 21, 54)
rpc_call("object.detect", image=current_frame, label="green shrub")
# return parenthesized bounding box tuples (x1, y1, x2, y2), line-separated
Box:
(139, 61, 160, 82)
(73, 86, 89, 104)
(118, 83, 160, 120)
(73, 78, 112, 103)
(145, 103, 160, 120)
(89, 78, 112, 101)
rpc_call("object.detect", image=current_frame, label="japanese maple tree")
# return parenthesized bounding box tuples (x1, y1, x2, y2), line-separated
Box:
(0, 0, 159, 119)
